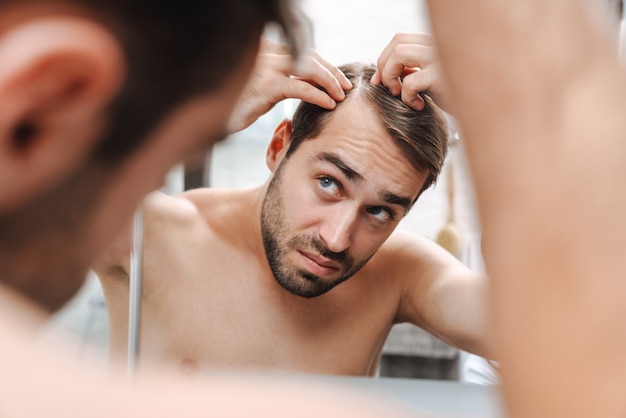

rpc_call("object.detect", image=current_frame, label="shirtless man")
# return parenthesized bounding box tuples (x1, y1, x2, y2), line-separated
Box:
(95, 41, 489, 375)
(0, 1, 418, 417)
(3, 0, 624, 415)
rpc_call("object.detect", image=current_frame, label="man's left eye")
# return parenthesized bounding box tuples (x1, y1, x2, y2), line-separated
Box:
(368, 207, 393, 222)
(318, 176, 340, 194)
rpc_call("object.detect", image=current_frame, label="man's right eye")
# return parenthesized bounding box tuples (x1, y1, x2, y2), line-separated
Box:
(317, 176, 341, 196)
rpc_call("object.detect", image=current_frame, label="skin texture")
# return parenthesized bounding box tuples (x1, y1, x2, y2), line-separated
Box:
(95, 70, 488, 374)
(375, 2, 626, 418)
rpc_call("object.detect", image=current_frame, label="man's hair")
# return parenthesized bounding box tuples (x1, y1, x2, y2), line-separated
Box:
(287, 62, 448, 196)
(2, 0, 307, 163)
(80, 0, 308, 163)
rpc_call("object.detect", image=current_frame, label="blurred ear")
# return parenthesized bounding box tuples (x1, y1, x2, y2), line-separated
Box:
(0, 16, 125, 211)
(266, 118, 293, 173)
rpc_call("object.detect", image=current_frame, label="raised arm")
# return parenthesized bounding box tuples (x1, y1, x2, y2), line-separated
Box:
(389, 231, 490, 358)
(422, 2, 626, 418)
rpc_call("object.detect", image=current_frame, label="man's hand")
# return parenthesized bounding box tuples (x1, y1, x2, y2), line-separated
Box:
(371, 33, 452, 114)
(227, 38, 352, 133)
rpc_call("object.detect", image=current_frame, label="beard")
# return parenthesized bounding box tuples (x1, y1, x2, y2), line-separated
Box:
(260, 162, 372, 298)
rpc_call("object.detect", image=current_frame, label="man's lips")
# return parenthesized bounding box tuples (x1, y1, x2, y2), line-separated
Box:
(298, 250, 340, 277)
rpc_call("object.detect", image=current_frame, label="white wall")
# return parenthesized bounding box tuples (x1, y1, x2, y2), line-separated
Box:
(301, 0, 431, 64)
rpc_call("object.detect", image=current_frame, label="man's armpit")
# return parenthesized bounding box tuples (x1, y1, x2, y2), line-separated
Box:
(102, 264, 130, 281)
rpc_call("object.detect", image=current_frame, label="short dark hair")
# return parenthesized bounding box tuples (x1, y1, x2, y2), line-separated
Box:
(0, 0, 307, 163)
(288, 62, 448, 197)
(82, 0, 308, 163)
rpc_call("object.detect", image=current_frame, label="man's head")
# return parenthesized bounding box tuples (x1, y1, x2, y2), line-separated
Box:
(0, 0, 306, 310)
(261, 62, 448, 298)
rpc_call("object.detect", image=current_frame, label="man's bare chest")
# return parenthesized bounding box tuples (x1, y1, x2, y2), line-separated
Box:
(138, 252, 398, 375)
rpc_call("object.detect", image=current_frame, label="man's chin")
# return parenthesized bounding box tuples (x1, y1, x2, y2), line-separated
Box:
(274, 274, 334, 298)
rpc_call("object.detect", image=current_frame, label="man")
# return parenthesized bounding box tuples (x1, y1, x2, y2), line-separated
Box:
(0, 1, 413, 417)
(95, 50, 489, 374)
(6, 0, 621, 414)
(376, 1, 626, 417)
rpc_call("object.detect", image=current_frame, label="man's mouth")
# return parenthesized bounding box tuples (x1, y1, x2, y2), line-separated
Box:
(298, 250, 341, 277)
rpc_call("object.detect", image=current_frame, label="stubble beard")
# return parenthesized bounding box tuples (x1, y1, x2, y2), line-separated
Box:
(260, 163, 371, 298)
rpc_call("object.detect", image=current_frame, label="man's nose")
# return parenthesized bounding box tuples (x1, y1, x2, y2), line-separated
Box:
(319, 205, 358, 254)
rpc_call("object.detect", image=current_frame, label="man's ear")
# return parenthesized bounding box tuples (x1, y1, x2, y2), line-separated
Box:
(0, 16, 125, 212)
(266, 118, 293, 173)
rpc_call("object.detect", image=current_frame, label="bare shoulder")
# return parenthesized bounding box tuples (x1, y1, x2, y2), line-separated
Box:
(92, 191, 205, 281)
(371, 229, 474, 289)
(174, 186, 249, 215)
(179, 187, 263, 234)
(139, 189, 228, 252)
(377, 229, 463, 268)
(143, 190, 200, 225)
(143, 188, 243, 230)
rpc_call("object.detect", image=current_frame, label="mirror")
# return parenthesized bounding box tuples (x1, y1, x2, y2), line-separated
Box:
(48, 0, 625, 386)
(40, 0, 491, 382)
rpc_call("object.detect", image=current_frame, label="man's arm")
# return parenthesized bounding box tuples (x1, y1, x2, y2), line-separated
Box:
(389, 231, 490, 358)
(392, 3, 626, 418)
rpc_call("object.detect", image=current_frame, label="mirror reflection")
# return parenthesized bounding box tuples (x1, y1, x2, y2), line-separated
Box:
(7, 0, 625, 415)
(44, 0, 495, 386)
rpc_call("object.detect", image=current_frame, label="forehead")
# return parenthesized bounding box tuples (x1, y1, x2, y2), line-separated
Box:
(294, 96, 428, 200)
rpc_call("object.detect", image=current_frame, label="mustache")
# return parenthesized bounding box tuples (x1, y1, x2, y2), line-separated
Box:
(288, 235, 351, 264)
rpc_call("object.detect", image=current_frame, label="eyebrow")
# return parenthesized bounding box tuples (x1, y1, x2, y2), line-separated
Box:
(315, 152, 413, 212)
(382, 192, 412, 212)
(317, 152, 363, 183)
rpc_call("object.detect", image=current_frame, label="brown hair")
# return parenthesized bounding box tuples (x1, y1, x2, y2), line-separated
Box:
(287, 62, 448, 196)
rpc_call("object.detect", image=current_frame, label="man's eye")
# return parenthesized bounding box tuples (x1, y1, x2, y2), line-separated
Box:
(368, 207, 394, 222)
(318, 176, 340, 195)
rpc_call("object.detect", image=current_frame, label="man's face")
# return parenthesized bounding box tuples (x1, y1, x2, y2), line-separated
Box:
(261, 98, 429, 298)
